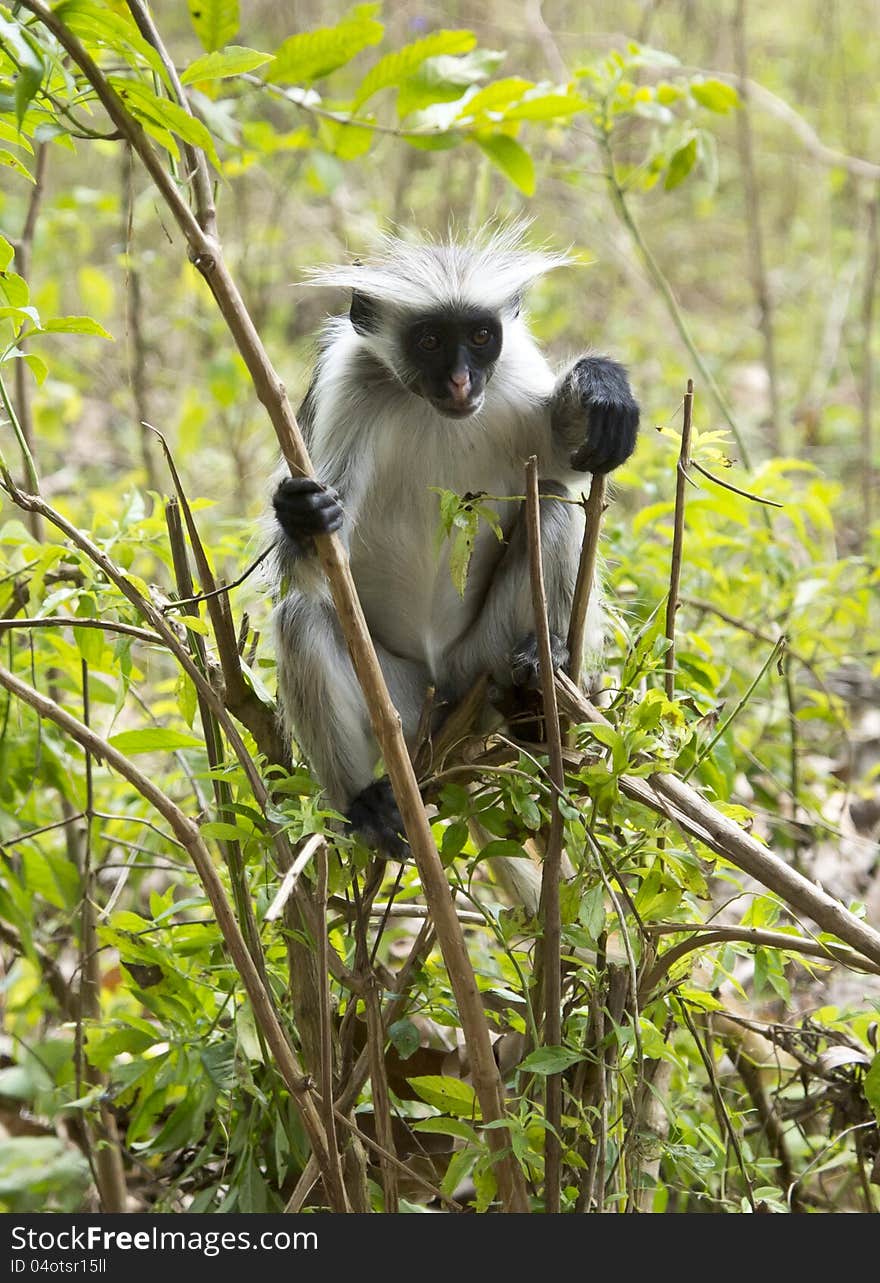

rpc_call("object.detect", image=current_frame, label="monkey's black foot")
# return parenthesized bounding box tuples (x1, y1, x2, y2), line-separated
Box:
(509, 632, 569, 690)
(554, 356, 639, 475)
(272, 476, 343, 551)
(346, 778, 408, 861)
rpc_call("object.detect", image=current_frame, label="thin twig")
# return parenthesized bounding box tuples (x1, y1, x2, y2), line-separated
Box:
(859, 190, 878, 542)
(315, 840, 348, 1211)
(165, 497, 266, 980)
(11, 141, 47, 538)
(689, 460, 783, 507)
(664, 381, 694, 700)
(566, 472, 606, 691)
(125, 0, 217, 239)
(599, 133, 751, 467)
(0, 919, 74, 1016)
(264, 834, 324, 922)
(682, 636, 784, 781)
(161, 544, 275, 612)
(364, 976, 399, 1212)
(525, 457, 565, 1215)
(156, 430, 289, 770)
(0, 616, 163, 645)
(677, 996, 756, 1211)
(733, 0, 782, 455)
(77, 661, 129, 1213)
(122, 145, 158, 491)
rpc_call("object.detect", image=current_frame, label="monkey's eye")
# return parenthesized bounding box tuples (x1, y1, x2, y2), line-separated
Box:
(471, 327, 492, 347)
(418, 333, 440, 352)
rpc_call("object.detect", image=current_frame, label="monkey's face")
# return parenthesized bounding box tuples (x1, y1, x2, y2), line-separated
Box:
(401, 309, 503, 418)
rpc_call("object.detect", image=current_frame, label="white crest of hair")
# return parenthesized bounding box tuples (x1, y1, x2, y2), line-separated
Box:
(305, 219, 573, 315)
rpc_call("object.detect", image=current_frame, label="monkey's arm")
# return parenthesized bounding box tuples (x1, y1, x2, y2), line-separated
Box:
(549, 355, 639, 475)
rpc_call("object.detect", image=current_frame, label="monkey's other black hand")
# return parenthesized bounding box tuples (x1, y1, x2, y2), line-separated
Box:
(346, 779, 408, 861)
(553, 356, 639, 475)
(272, 476, 343, 552)
(509, 632, 569, 690)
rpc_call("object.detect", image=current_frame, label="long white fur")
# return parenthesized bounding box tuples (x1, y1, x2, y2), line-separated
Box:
(272, 226, 605, 809)
(306, 220, 573, 316)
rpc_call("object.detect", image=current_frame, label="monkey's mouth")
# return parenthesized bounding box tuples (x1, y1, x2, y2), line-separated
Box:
(431, 395, 484, 419)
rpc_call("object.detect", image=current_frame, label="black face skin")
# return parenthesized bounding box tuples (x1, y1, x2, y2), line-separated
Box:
(402, 309, 503, 417)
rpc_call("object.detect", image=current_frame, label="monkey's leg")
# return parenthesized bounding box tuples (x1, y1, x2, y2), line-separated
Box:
(274, 593, 428, 856)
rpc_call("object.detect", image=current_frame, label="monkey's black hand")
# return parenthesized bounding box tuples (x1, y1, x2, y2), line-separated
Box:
(272, 476, 343, 552)
(552, 356, 639, 474)
(346, 779, 408, 861)
(509, 632, 569, 690)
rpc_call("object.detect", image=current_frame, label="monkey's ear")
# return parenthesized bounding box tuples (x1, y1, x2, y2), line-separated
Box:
(350, 292, 379, 335)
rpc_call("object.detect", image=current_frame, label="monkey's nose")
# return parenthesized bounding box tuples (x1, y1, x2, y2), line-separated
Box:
(449, 370, 471, 405)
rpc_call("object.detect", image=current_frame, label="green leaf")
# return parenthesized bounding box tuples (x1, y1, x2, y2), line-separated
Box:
(181, 46, 274, 85)
(396, 48, 505, 119)
(690, 77, 739, 114)
(269, 5, 383, 85)
(408, 1075, 480, 1118)
(664, 136, 698, 190)
(176, 671, 198, 728)
(588, 723, 628, 771)
(504, 90, 590, 121)
(319, 118, 374, 160)
(413, 1116, 479, 1143)
(440, 820, 469, 861)
(0, 1137, 88, 1201)
(23, 353, 48, 386)
(0, 149, 34, 182)
(865, 1054, 880, 1124)
(388, 1018, 420, 1060)
(200, 821, 252, 843)
(460, 77, 534, 117)
(108, 728, 204, 754)
(519, 1046, 582, 1074)
(15, 62, 44, 129)
(475, 134, 535, 195)
(0, 17, 44, 127)
(187, 0, 240, 52)
(440, 1146, 477, 1198)
(478, 839, 527, 860)
(578, 884, 606, 940)
(37, 316, 113, 339)
(0, 273, 29, 308)
(56, 2, 172, 88)
(74, 625, 103, 667)
(21, 845, 80, 911)
(0, 235, 13, 273)
(401, 129, 461, 152)
(108, 78, 223, 171)
(353, 29, 476, 109)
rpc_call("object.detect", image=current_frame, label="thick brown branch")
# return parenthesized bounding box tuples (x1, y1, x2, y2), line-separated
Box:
(556, 673, 880, 969)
